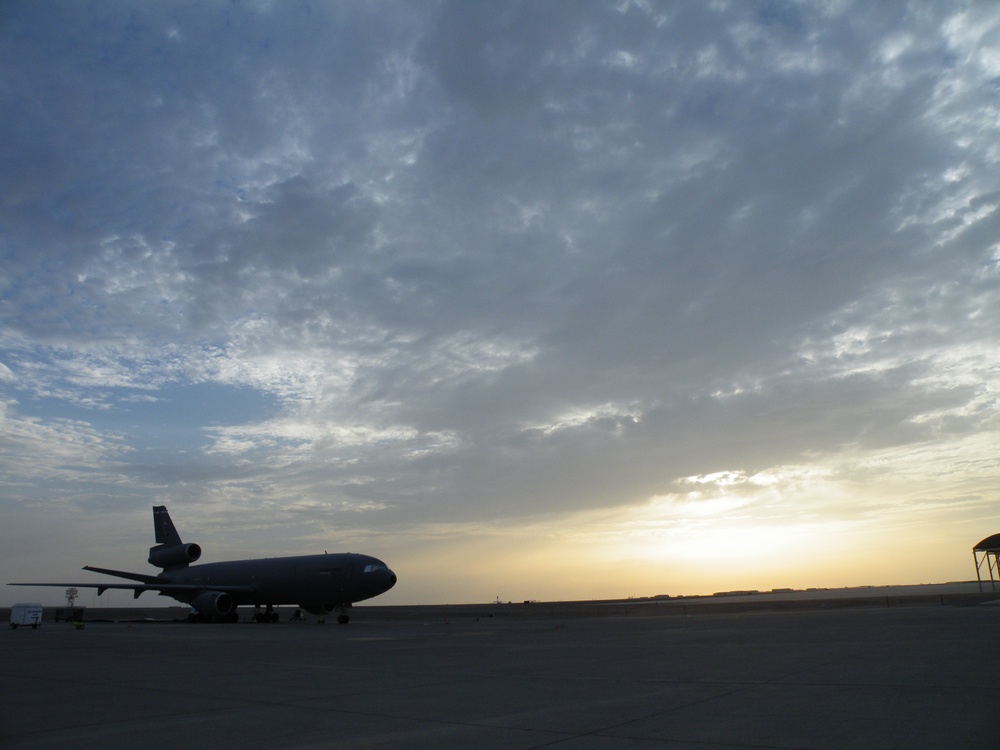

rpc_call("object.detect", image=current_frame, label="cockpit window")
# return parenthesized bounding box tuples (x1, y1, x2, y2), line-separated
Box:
(363, 563, 388, 573)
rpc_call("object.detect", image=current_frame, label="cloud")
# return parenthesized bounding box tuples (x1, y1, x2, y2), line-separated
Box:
(1, 0, 999, 603)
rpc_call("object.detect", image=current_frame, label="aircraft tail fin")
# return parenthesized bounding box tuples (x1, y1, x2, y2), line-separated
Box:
(152, 505, 183, 546)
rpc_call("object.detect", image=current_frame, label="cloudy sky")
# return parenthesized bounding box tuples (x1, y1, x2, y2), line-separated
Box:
(3, 1, 999, 607)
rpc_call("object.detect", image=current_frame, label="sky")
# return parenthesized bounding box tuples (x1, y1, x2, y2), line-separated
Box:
(2, 0, 999, 608)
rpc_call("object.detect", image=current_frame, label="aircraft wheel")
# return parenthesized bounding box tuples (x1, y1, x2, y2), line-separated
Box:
(337, 614, 350, 625)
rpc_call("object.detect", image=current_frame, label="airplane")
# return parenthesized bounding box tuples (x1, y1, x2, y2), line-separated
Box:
(9, 505, 396, 624)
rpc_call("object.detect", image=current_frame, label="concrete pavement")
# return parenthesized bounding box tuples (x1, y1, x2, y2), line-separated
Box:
(2, 601, 998, 749)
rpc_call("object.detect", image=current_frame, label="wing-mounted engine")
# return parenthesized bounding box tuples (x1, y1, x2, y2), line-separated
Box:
(148, 542, 201, 569)
(191, 590, 234, 617)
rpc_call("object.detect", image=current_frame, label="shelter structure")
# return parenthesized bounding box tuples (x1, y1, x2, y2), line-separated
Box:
(973, 534, 1000, 591)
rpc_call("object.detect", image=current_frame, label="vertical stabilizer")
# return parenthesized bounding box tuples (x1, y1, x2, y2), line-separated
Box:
(152, 505, 183, 546)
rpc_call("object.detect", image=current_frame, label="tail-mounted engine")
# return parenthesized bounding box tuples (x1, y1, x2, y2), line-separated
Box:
(148, 542, 201, 569)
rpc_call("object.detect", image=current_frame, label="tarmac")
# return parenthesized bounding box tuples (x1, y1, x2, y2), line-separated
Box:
(3, 593, 1000, 749)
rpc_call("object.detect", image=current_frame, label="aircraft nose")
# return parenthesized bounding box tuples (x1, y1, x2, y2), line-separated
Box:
(387, 569, 397, 589)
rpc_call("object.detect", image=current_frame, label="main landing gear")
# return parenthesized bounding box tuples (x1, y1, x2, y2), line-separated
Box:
(253, 604, 279, 623)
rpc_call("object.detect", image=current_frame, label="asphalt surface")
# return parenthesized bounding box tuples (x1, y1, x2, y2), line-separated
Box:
(3, 601, 999, 749)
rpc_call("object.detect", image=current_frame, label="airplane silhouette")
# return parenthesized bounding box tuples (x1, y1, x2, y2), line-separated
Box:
(10, 505, 396, 623)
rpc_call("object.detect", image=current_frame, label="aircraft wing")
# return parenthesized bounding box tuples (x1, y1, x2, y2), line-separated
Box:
(81, 565, 163, 584)
(10, 563, 256, 599)
(8, 581, 257, 599)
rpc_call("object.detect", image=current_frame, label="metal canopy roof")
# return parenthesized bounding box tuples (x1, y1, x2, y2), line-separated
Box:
(973, 533, 1000, 551)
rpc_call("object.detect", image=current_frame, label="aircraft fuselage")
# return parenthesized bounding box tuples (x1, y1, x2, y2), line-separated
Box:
(162, 552, 396, 609)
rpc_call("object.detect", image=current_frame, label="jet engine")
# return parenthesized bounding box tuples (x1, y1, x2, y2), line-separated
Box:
(148, 542, 201, 569)
(190, 591, 234, 617)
